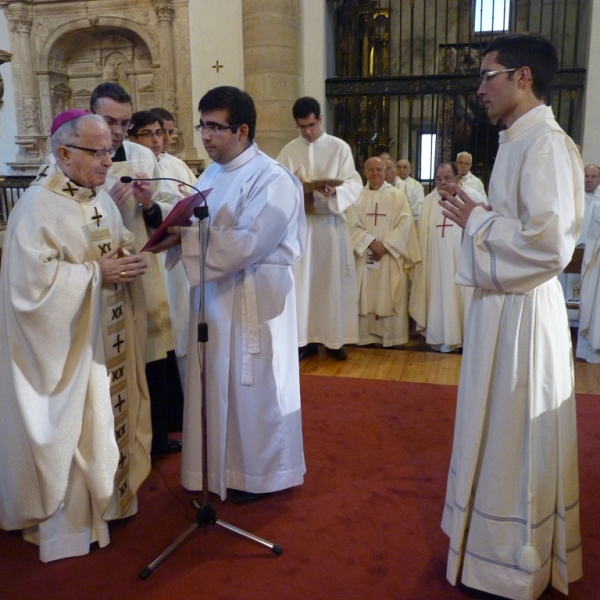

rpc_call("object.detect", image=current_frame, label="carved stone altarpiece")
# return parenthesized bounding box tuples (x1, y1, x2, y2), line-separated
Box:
(0, 0, 198, 174)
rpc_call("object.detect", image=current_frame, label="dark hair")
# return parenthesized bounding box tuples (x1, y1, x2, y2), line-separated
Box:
(435, 162, 459, 177)
(292, 97, 321, 120)
(150, 107, 175, 123)
(90, 82, 132, 112)
(129, 111, 163, 137)
(484, 33, 558, 99)
(198, 86, 256, 141)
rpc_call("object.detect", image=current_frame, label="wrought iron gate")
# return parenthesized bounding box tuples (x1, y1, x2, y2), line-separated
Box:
(326, 0, 587, 189)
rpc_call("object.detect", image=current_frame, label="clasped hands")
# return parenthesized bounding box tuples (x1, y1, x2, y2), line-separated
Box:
(99, 247, 147, 284)
(369, 239, 387, 262)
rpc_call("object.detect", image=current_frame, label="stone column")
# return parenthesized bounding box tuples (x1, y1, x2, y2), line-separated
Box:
(242, 0, 301, 158)
(6, 10, 47, 171)
(154, 0, 177, 114)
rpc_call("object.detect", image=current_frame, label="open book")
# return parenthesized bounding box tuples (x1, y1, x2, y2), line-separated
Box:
(141, 188, 212, 252)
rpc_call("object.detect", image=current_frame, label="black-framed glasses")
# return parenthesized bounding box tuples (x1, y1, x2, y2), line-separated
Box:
(65, 145, 116, 158)
(479, 68, 519, 84)
(194, 122, 238, 135)
(131, 129, 165, 139)
(297, 120, 319, 131)
(102, 116, 134, 131)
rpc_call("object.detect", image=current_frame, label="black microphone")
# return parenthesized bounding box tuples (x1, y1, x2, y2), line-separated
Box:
(119, 176, 207, 206)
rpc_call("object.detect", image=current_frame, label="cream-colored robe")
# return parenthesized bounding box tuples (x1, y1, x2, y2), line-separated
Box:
(348, 182, 421, 346)
(178, 144, 307, 500)
(461, 170, 487, 200)
(442, 105, 583, 600)
(409, 185, 485, 351)
(102, 140, 175, 362)
(277, 132, 362, 348)
(0, 164, 151, 561)
(157, 152, 198, 374)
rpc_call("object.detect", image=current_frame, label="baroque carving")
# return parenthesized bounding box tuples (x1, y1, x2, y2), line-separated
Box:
(23, 98, 40, 129)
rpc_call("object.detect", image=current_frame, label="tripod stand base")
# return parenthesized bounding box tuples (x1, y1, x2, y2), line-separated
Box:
(139, 499, 283, 579)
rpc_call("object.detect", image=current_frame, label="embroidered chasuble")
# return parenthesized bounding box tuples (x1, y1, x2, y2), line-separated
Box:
(348, 183, 421, 346)
(409, 185, 486, 351)
(0, 164, 151, 562)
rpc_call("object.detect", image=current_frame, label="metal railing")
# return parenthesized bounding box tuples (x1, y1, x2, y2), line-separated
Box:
(0, 177, 34, 230)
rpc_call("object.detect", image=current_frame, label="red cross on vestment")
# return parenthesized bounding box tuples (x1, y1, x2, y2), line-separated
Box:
(436, 216, 454, 237)
(366, 202, 387, 226)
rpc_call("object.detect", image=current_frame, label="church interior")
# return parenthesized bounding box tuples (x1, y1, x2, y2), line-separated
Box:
(1, 1, 600, 598)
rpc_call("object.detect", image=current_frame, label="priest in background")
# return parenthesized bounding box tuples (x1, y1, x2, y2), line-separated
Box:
(395, 158, 425, 225)
(91, 83, 183, 456)
(0, 110, 151, 562)
(439, 33, 582, 599)
(409, 162, 485, 352)
(456, 151, 487, 200)
(348, 157, 420, 347)
(277, 97, 362, 361)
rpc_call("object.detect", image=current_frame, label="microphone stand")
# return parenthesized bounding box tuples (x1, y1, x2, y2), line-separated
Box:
(139, 204, 282, 580)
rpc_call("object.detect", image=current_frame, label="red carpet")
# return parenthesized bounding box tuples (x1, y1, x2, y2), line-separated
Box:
(1, 376, 598, 600)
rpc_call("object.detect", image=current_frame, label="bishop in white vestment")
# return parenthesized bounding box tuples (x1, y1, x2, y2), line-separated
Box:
(348, 157, 421, 346)
(439, 35, 582, 600)
(0, 113, 151, 562)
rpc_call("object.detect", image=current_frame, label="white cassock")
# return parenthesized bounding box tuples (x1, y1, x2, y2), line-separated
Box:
(577, 201, 600, 362)
(0, 164, 151, 562)
(409, 184, 486, 351)
(461, 170, 487, 200)
(577, 187, 600, 245)
(348, 182, 421, 346)
(101, 140, 175, 363)
(277, 132, 362, 348)
(176, 143, 307, 499)
(442, 105, 583, 600)
(157, 152, 199, 382)
(402, 175, 426, 224)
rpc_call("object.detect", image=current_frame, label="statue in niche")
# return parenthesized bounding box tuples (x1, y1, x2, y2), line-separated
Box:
(102, 53, 130, 94)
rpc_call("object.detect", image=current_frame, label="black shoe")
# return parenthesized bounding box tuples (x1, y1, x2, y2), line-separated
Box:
(298, 343, 319, 360)
(152, 438, 182, 456)
(326, 346, 347, 360)
(229, 489, 270, 504)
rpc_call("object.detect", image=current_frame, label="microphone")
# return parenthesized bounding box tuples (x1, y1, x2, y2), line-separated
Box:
(119, 176, 207, 205)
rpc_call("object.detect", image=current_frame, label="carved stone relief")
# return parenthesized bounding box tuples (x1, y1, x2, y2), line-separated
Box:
(1, 0, 196, 174)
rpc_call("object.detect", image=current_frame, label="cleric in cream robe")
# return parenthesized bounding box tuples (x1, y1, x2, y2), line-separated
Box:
(90, 83, 183, 456)
(347, 157, 421, 347)
(277, 96, 363, 359)
(0, 111, 151, 562)
(438, 34, 583, 600)
(154, 87, 307, 503)
(409, 163, 486, 352)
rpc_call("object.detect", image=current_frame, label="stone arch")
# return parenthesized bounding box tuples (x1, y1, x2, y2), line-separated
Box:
(38, 16, 160, 69)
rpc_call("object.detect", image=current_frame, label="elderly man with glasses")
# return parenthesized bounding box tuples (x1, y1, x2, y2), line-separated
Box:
(409, 162, 486, 353)
(0, 110, 152, 562)
(90, 83, 183, 457)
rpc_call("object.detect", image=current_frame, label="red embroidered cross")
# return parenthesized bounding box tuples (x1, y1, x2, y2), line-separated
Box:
(436, 216, 454, 237)
(366, 202, 387, 226)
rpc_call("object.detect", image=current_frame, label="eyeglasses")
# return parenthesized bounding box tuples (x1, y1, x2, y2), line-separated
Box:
(65, 145, 116, 158)
(102, 116, 134, 131)
(435, 175, 456, 183)
(194, 122, 238, 135)
(479, 67, 519, 84)
(131, 129, 164, 139)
